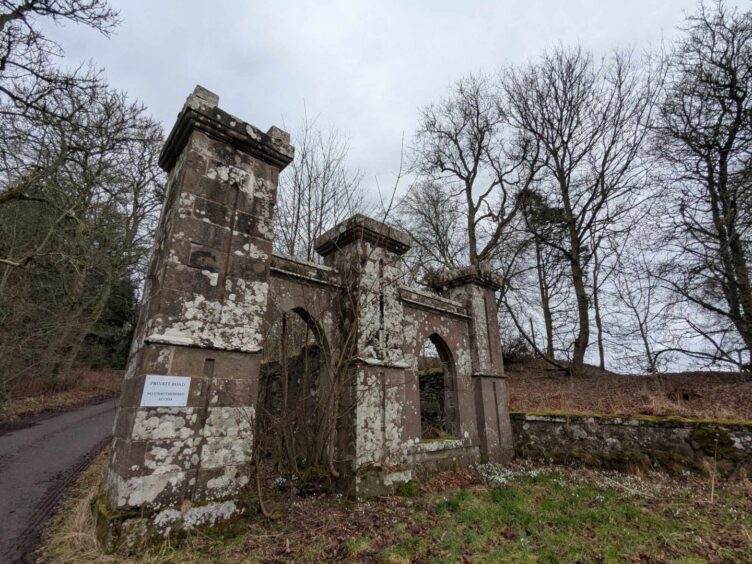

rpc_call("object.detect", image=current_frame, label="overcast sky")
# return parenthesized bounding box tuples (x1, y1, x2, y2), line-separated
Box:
(43, 0, 745, 198)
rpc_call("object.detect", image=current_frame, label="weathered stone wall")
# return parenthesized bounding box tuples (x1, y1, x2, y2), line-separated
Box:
(401, 296, 475, 448)
(511, 413, 752, 477)
(430, 265, 514, 463)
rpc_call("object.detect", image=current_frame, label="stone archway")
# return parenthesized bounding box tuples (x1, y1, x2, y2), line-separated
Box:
(259, 306, 333, 476)
(418, 333, 459, 439)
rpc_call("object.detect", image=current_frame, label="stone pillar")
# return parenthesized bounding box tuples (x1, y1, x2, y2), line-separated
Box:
(96, 86, 293, 550)
(431, 265, 514, 463)
(314, 215, 414, 497)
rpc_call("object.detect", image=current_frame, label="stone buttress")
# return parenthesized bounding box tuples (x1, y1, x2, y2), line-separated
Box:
(431, 265, 514, 463)
(314, 215, 414, 497)
(96, 86, 293, 549)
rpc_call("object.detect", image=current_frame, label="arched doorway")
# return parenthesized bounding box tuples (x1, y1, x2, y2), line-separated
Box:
(259, 307, 332, 477)
(418, 334, 458, 439)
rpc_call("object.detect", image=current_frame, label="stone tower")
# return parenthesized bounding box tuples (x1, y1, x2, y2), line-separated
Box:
(96, 86, 293, 548)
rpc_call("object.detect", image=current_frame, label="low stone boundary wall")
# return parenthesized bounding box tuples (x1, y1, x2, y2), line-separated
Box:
(511, 413, 752, 477)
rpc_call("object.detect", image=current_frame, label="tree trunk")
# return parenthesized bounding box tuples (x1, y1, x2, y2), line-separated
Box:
(639, 323, 656, 374)
(466, 181, 478, 265)
(592, 250, 605, 372)
(535, 242, 555, 359)
(58, 270, 114, 378)
(707, 165, 752, 360)
(44, 264, 92, 387)
(568, 243, 590, 375)
(561, 175, 589, 375)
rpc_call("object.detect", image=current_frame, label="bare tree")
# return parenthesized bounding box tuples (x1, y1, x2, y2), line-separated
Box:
(609, 242, 673, 373)
(396, 179, 467, 283)
(503, 46, 659, 374)
(0, 0, 117, 122)
(513, 186, 572, 361)
(0, 82, 164, 407)
(655, 0, 752, 369)
(411, 72, 540, 268)
(275, 113, 365, 262)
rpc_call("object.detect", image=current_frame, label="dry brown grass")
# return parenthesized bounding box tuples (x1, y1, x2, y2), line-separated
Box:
(506, 358, 752, 421)
(1, 368, 121, 424)
(37, 449, 116, 564)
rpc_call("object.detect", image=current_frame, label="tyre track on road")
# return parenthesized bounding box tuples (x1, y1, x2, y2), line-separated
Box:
(9, 435, 111, 564)
(0, 401, 116, 563)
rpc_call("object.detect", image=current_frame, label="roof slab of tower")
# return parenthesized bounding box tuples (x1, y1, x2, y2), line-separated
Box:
(158, 85, 294, 173)
(314, 213, 413, 257)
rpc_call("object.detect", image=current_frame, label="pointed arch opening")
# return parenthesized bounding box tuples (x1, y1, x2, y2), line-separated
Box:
(418, 333, 458, 440)
(259, 307, 332, 477)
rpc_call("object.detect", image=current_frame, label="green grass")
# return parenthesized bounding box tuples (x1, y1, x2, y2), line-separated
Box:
(345, 537, 372, 557)
(369, 470, 751, 563)
(40, 457, 752, 563)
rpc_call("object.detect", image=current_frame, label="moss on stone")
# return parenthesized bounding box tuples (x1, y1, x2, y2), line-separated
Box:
(511, 410, 752, 428)
(91, 494, 141, 522)
(93, 492, 252, 555)
(595, 449, 650, 472)
(191, 513, 248, 540)
(418, 368, 444, 378)
(419, 438, 460, 444)
(630, 415, 752, 427)
(521, 445, 697, 474)
(396, 480, 422, 498)
(646, 449, 694, 474)
(689, 427, 736, 457)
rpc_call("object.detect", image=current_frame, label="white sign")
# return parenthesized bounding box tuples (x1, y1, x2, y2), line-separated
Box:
(140, 375, 191, 407)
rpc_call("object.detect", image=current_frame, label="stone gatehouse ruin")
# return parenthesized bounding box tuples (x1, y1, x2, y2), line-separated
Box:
(96, 86, 513, 548)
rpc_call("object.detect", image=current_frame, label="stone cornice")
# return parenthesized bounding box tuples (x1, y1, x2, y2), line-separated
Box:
(314, 214, 412, 257)
(429, 264, 503, 292)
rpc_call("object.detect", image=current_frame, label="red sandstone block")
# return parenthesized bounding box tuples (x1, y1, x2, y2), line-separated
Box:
(188, 242, 221, 273)
(192, 196, 232, 228)
(212, 352, 261, 381)
(233, 210, 274, 241)
(225, 252, 270, 280)
(207, 377, 256, 406)
(161, 262, 222, 300)
(109, 437, 147, 478)
(229, 233, 273, 261)
(169, 346, 222, 377)
(177, 216, 231, 251)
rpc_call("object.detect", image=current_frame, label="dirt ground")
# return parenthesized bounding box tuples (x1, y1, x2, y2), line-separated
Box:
(506, 358, 752, 421)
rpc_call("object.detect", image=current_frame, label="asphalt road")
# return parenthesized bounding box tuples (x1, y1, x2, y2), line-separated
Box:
(0, 400, 117, 563)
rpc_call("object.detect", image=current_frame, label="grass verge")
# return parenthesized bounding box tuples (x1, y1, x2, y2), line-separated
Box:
(40, 457, 752, 563)
(38, 449, 115, 563)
